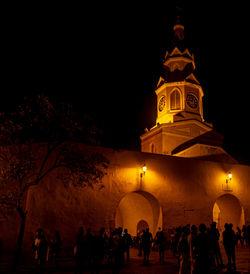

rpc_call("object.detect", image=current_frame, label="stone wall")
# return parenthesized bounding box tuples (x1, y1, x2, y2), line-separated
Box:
(1, 146, 250, 254)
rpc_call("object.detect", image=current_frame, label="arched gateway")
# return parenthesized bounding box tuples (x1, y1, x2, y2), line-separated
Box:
(115, 191, 162, 237)
(213, 194, 245, 232)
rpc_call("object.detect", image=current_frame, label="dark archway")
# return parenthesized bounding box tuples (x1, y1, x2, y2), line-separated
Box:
(137, 220, 149, 233)
(115, 191, 162, 236)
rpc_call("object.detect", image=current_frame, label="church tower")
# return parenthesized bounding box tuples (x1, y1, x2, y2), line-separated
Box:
(140, 17, 236, 162)
(156, 22, 203, 125)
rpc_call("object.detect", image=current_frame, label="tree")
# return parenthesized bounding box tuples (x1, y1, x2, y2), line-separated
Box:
(0, 94, 109, 268)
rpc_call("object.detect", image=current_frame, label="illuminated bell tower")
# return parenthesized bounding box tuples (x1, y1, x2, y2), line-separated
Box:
(156, 23, 204, 125)
(140, 19, 234, 162)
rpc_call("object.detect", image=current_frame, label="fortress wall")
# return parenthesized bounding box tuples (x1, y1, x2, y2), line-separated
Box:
(1, 146, 249, 254)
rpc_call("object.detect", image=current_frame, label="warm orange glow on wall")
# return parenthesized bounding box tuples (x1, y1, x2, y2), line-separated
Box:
(213, 194, 245, 232)
(115, 191, 162, 236)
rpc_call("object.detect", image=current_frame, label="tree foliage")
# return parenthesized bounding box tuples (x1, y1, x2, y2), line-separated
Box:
(0, 94, 109, 216)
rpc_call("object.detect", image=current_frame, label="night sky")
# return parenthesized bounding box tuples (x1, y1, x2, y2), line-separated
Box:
(2, 2, 250, 163)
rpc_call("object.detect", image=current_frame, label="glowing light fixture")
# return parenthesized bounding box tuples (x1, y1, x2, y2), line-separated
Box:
(223, 172, 233, 192)
(140, 164, 147, 182)
(226, 172, 232, 184)
(225, 172, 232, 186)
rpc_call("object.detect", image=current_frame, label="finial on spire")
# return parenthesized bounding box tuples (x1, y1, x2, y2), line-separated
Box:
(173, 1, 184, 41)
(176, 5, 182, 23)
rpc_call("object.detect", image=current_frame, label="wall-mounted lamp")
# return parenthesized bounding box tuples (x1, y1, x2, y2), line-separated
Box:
(140, 164, 147, 179)
(226, 172, 232, 183)
(139, 164, 147, 189)
(223, 172, 233, 192)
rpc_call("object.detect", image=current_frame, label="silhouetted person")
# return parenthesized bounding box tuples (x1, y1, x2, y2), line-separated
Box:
(188, 225, 198, 274)
(236, 226, 243, 246)
(242, 225, 249, 246)
(178, 226, 190, 274)
(106, 230, 115, 266)
(157, 230, 167, 264)
(242, 225, 247, 246)
(85, 228, 94, 267)
(138, 230, 144, 256)
(196, 224, 211, 274)
(134, 232, 140, 255)
(153, 227, 161, 250)
(123, 228, 132, 262)
(172, 226, 182, 258)
(142, 227, 152, 265)
(93, 228, 105, 273)
(247, 225, 250, 247)
(117, 227, 125, 263)
(209, 222, 223, 268)
(33, 228, 47, 274)
(223, 223, 236, 271)
(47, 231, 61, 268)
(74, 226, 85, 274)
(112, 229, 122, 272)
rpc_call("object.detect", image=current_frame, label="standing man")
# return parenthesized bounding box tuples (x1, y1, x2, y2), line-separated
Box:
(123, 229, 132, 263)
(142, 228, 153, 265)
(196, 224, 211, 274)
(178, 226, 190, 274)
(209, 222, 223, 268)
(74, 226, 85, 274)
(188, 225, 198, 274)
(223, 223, 237, 271)
(33, 228, 47, 274)
(157, 230, 167, 264)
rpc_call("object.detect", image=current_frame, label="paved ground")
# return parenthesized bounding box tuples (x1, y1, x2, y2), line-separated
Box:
(0, 245, 249, 273)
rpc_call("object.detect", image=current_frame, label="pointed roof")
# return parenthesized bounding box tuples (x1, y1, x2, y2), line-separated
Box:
(185, 73, 200, 85)
(156, 72, 201, 89)
(164, 48, 194, 65)
(156, 76, 166, 89)
(160, 12, 198, 84)
(172, 130, 224, 155)
(173, 143, 238, 164)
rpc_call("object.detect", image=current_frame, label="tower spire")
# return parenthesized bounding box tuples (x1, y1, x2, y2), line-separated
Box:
(140, 2, 230, 163)
(173, 3, 184, 41)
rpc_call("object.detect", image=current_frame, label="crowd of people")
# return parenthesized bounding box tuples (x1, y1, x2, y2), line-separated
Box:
(32, 223, 250, 273)
(168, 223, 250, 273)
(33, 228, 61, 273)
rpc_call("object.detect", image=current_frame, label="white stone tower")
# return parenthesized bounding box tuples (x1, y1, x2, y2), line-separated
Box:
(140, 18, 236, 163)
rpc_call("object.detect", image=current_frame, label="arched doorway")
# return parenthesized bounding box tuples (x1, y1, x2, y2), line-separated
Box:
(213, 194, 245, 232)
(137, 220, 149, 233)
(115, 191, 162, 237)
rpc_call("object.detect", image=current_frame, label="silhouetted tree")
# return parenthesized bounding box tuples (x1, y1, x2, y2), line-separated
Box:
(0, 94, 109, 269)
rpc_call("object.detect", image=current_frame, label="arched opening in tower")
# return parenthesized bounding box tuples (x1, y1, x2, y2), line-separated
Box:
(115, 191, 162, 237)
(213, 194, 245, 233)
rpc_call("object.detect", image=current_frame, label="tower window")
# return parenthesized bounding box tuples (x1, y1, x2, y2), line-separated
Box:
(170, 90, 181, 110)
